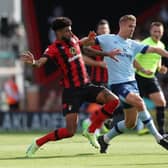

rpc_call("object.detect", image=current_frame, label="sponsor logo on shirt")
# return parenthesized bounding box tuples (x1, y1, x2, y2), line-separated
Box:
(68, 54, 81, 62)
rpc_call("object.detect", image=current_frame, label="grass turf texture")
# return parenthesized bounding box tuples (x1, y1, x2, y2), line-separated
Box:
(0, 133, 167, 168)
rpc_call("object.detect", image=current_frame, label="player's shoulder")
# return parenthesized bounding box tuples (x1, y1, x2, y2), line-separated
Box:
(141, 37, 151, 43)
(97, 34, 116, 43)
(44, 41, 60, 55)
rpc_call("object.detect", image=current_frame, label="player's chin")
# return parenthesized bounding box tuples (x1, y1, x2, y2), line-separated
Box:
(129, 33, 133, 38)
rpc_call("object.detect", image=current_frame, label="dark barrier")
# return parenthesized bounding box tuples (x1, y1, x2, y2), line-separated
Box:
(0, 112, 88, 131)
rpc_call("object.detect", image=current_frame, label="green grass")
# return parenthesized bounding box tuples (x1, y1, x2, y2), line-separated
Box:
(0, 133, 167, 168)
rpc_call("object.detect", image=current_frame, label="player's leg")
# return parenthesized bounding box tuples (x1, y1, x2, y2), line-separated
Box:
(149, 91, 166, 134)
(135, 118, 149, 135)
(98, 106, 137, 153)
(26, 88, 81, 157)
(83, 84, 119, 148)
(98, 80, 167, 153)
(136, 75, 166, 135)
(88, 87, 119, 133)
(131, 93, 168, 150)
(26, 113, 77, 157)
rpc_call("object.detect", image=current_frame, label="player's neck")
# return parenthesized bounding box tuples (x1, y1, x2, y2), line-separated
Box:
(117, 33, 127, 40)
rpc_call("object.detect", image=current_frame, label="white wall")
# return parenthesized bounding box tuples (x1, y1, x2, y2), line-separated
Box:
(0, 0, 21, 22)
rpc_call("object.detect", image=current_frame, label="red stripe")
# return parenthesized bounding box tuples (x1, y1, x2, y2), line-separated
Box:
(22, 0, 60, 86)
(22, 0, 42, 83)
(56, 44, 70, 88)
(96, 57, 101, 82)
(137, 0, 165, 24)
(61, 42, 74, 87)
(79, 58, 90, 84)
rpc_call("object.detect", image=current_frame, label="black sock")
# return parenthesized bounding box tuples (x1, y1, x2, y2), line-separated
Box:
(156, 106, 165, 134)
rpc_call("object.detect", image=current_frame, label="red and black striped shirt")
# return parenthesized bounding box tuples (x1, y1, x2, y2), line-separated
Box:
(90, 45, 108, 84)
(44, 36, 90, 88)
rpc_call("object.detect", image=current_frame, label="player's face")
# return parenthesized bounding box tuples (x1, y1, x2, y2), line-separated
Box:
(60, 26, 73, 40)
(97, 24, 110, 35)
(150, 25, 164, 42)
(121, 20, 136, 38)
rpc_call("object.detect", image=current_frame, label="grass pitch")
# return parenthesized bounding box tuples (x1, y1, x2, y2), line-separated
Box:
(0, 132, 167, 168)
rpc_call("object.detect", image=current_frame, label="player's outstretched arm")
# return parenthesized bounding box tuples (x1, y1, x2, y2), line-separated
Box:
(146, 46, 168, 58)
(80, 31, 96, 46)
(82, 47, 121, 62)
(133, 60, 153, 75)
(20, 51, 48, 68)
(83, 55, 107, 68)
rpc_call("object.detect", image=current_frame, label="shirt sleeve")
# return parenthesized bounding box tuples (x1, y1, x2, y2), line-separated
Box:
(96, 34, 109, 45)
(43, 44, 58, 59)
(132, 40, 149, 56)
(42, 45, 59, 70)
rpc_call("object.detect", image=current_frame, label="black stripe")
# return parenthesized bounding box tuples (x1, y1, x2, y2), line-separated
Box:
(101, 108, 113, 117)
(114, 124, 123, 134)
(141, 45, 149, 54)
(65, 40, 85, 86)
(55, 129, 59, 140)
(56, 43, 75, 87)
(42, 54, 58, 75)
(74, 57, 85, 85)
(95, 38, 99, 45)
(92, 66, 97, 81)
(142, 118, 151, 125)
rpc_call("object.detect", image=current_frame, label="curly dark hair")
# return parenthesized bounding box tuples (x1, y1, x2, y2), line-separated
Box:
(51, 17, 72, 31)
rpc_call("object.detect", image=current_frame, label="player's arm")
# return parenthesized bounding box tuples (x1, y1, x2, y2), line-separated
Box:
(146, 46, 168, 58)
(157, 59, 168, 74)
(80, 32, 121, 61)
(83, 55, 107, 68)
(79, 31, 96, 46)
(133, 59, 153, 75)
(82, 46, 121, 62)
(20, 51, 48, 68)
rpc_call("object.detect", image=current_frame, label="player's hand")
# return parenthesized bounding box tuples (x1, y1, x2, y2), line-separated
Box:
(20, 51, 35, 64)
(159, 65, 168, 74)
(107, 49, 121, 62)
(80, 31, 96, 46)
(142, 69, 153, 75)
(97, 61, 107, 68)
(88, 31, 96, 40)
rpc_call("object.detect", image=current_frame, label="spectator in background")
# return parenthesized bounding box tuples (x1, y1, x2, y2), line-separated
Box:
(10, 24, 28, 58)
(4, 75, 20, 111)
(159, 4, 168, 24)
(82, 19, 111, 136)
(135, 22, 167, 135)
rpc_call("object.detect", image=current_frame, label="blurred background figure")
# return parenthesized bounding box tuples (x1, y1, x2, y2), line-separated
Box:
(3, 75, 20, 111)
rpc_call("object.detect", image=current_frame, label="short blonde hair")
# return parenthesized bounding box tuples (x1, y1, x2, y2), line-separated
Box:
(119, 14, 136, 23)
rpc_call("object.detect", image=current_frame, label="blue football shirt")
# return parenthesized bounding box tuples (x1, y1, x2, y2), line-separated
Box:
(96, 34, 148, 84)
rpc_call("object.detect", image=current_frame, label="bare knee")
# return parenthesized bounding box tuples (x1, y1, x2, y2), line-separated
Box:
(125, 120, 136, 129)
(136, 99, 146, 111)
(156, 99, 166, 107)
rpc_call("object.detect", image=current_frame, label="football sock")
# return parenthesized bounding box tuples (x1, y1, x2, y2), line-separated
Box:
(36, 128, 73, 146)
(156, 106, 165, 134)
(104, 120, 127, 143)
(89, 99, 119, 133)
(139, 110, 162, 141)
(135, 118, 144, 131)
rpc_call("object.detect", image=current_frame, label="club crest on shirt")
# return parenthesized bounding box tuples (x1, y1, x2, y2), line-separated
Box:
(70, 47, 77, 55)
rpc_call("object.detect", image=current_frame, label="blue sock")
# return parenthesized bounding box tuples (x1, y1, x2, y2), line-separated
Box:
(138, 110, 162, 141)
(104, 120, 129, 143)
(135, 118, 144, 131)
